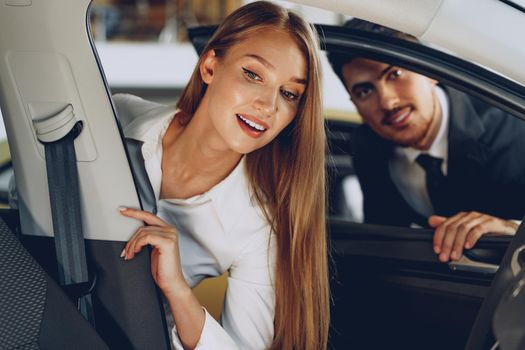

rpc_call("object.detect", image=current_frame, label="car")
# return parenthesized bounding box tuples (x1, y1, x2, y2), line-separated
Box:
(1, 1, 525, 349)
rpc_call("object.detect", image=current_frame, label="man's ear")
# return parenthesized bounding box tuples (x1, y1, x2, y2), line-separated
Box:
(200, 50, 217, 84)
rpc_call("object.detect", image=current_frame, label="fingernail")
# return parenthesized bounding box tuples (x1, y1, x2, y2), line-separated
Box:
(118, 206, 127, 212)
(120, 249, 126, 258)
(464, 242, 471, 249)
(439, 253, 447, 262)
(434, 246, 440, 254)
(450, 251, 457, 260)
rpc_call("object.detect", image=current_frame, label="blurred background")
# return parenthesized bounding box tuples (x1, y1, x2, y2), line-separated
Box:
(88, 0, 356, 115)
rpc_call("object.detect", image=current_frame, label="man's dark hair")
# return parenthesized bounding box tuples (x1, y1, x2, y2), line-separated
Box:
(327, 18, 419, 87)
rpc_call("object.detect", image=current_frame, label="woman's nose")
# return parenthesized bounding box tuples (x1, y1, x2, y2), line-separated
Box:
(254, 89, 278, 117)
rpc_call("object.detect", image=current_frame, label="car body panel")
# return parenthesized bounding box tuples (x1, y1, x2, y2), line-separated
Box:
(292, 0, 525, 87)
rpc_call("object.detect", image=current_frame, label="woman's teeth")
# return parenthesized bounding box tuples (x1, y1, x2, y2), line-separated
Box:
(237, 114, 266, 131)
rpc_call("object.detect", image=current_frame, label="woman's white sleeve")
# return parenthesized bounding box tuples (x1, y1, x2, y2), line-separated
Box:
(171, 229, 276, 350)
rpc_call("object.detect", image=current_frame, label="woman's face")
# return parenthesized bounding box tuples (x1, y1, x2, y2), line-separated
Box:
(199, 28, 307, 154)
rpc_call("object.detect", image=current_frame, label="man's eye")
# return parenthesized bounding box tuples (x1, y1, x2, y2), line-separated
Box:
(281, 89, 299, 101)
(354, 87, 372, 99)
(389, 69, 402, 79)
(242, 68, 262, 81)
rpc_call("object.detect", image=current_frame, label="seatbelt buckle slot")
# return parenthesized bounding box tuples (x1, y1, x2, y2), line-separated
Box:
(32, 104, 82, 143)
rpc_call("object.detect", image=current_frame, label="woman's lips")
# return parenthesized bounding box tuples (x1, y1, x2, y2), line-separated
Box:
(384, 107, 412, 129)
(236, 114, 268, 138)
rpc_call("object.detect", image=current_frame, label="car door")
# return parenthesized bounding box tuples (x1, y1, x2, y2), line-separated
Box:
(0, 1, 170, 348)
(319, 24, 525, 350)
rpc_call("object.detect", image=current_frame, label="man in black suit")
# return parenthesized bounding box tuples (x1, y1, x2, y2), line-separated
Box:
(328, 19, 525, 262)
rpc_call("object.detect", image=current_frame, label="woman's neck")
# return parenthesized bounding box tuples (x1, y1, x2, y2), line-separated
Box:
(159, 108, 242, 199)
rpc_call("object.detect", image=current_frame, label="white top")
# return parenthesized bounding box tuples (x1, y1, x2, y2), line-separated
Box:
(389, 86, 449, 218)
(114, 93, 276, 350)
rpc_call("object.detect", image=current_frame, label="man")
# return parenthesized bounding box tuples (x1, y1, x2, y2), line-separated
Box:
(328, 19, 525, 262)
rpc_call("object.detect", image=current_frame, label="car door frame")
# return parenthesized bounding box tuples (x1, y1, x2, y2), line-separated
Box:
(318, 24, 525, 350)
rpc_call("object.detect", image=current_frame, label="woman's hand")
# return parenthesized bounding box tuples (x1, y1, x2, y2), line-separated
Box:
(120, 208, 188, 295)
(429, 212, 518, 262)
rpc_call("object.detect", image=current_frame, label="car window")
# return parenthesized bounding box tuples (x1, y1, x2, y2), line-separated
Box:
(329, 57, 525, 232)
(88, 0, 525, 233)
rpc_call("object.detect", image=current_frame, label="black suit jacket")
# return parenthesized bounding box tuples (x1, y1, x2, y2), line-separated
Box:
(353, 87, 525, 227)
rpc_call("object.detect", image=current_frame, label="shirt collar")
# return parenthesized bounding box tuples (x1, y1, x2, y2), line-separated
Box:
(123, 101, 177, 144)
(394, 85, 449, 163)
(162, 158, 251, 234)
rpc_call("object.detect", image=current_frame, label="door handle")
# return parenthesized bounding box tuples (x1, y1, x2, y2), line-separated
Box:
(448, 254, 499, 275)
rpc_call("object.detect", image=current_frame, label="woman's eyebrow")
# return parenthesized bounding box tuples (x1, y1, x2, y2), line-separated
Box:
(245, 54, 275, 69)
(291, 77, 307, 85)
(244, 54, 306, 85)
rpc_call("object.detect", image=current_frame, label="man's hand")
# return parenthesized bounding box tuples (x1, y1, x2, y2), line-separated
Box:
(428, 212, 518, 262)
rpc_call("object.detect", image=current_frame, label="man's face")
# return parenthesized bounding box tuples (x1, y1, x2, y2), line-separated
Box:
(342, 58, 441, 149)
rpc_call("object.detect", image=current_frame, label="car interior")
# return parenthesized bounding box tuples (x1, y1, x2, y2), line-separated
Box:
(1, 1, 525, 350)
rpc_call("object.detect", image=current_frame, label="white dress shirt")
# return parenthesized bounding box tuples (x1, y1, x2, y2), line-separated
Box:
(114, 94, 276, 350)
(389, 86, 449, 219)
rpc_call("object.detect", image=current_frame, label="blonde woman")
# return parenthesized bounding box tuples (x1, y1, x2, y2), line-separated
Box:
(118, 1, 329, 349)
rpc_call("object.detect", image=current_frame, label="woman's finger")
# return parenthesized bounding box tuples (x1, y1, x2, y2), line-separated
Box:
(119, 207, 168, 227)
(124, 227, 178, 260)
(124, 226, 148, 260)
(129, 232, 178, 260)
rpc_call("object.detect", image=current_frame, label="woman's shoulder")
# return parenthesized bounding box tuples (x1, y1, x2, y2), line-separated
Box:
(113, 93, 177, 140)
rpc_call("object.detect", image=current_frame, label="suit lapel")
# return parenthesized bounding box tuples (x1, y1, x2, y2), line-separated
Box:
(445, 87, 490, 213)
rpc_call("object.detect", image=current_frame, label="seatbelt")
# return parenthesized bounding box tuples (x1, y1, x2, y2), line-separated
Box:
(34, 105, 95, 326)
(125, 138, 157, 215)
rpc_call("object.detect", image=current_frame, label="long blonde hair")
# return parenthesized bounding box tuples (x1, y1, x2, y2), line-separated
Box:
(177, 2, 329, 349)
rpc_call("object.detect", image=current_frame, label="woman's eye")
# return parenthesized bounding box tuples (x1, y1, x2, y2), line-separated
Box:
(242, 68, 262, 81)
(281, 89, 299, 101)
(389, 69, 402, 80)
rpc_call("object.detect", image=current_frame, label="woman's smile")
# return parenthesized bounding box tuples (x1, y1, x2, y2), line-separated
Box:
(236, 113, 268, 138)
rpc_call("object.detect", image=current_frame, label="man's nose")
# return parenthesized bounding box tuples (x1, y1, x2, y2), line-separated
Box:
(377, 85, 400, 111)
(254, 88, 278, 117)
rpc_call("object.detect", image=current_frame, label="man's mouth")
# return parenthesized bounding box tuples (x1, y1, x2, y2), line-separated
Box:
(236, 114, 268, 138)
(384, 107, 412, 128)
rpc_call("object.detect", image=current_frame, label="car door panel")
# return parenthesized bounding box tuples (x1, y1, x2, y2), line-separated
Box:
(329, 220, 506, 349)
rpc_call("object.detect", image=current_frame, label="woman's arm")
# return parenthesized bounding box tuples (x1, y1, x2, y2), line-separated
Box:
(120, 208, 205, 349)
(120, 207, 274, 349)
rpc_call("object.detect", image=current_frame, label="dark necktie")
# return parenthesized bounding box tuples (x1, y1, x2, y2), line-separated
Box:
(415, 154, 448, 215)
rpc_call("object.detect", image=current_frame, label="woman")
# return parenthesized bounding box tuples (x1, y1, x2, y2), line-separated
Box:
(118, 1, 329, 349)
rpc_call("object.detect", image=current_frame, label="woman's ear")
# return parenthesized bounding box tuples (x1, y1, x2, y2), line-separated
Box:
(200, 50, 217, 84)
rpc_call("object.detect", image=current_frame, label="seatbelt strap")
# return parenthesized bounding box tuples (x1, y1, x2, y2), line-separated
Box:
(43, 122, 95, 326)
(125, 138, 157, 215)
